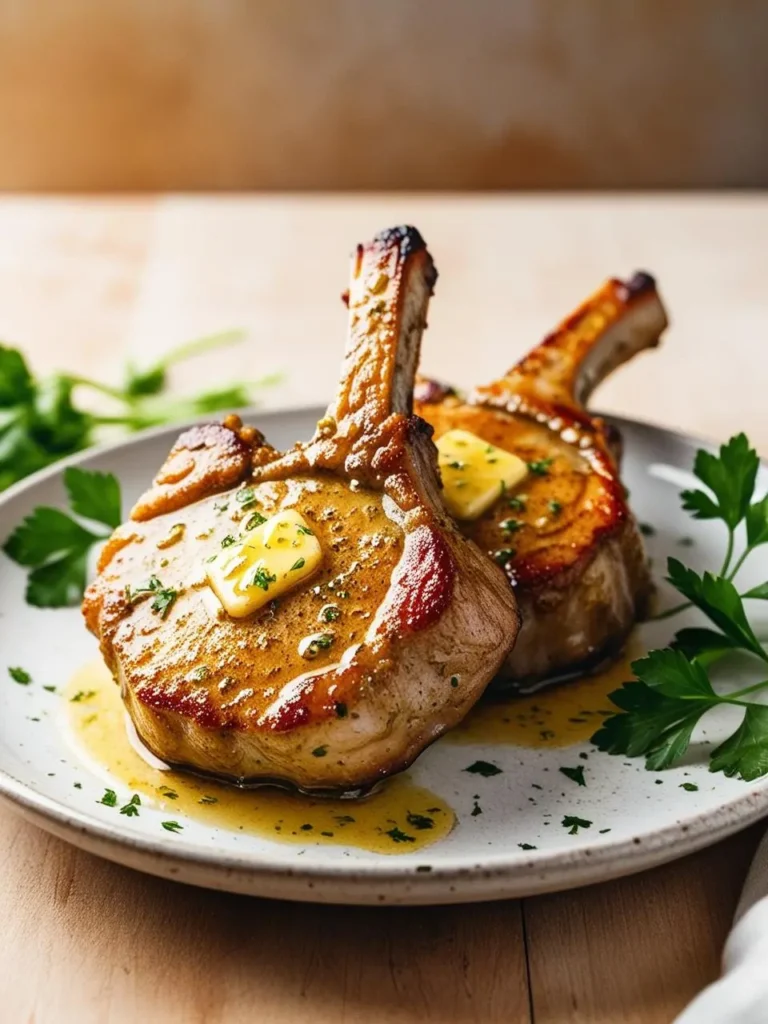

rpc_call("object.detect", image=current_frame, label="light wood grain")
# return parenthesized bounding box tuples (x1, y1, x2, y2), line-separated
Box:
(0, 194, 767, 1023)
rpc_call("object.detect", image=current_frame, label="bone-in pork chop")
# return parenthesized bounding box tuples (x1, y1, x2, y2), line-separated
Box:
(83, 227, 520, 792)
(415, 273, 668, 686)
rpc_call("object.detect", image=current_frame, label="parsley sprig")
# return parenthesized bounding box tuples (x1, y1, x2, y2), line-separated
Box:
(3, 467, 121, 607)
(0, 332, 278, 492)
(593, 433, 768, 780)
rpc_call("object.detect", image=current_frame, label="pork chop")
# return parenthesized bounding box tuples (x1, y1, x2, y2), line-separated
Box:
(83, 226, 520, 793)
(415, 272, 668, 687)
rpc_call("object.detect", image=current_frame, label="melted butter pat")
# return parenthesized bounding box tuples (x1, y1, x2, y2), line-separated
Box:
(65, 660, 455, 855)
(206, 508, 323, 618)
(436, 429, 528, 520)
(447, 643, 642, 747)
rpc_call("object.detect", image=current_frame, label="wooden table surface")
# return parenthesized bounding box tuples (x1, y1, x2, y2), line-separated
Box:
(1, 194, 766, 1023)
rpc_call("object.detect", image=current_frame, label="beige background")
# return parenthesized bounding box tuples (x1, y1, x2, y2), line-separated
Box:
(0, 0, 766, 191)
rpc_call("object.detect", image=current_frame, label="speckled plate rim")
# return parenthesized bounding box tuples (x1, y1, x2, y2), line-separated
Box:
(1, 409, 767, 906)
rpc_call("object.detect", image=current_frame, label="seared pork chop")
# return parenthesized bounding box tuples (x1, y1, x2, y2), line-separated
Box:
(83, 226, 520, 792)
(415, 272, 668, 686)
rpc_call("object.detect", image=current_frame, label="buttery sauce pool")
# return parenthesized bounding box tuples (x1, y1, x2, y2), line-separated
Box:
(66, 644, 641, 852)
(65, 660, 455, 855)
(446, 645, 640, 748)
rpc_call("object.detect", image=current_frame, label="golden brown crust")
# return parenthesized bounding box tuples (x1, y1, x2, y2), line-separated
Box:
(416, 272, 667, 684)
(83, 226, 520, 790)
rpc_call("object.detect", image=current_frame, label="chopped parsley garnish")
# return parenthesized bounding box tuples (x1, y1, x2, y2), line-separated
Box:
(125, 575, 178, 619)
(639, 522, 656, 537)
(311, 745, 328, 758)
(221, 535, 236, 548)
(290, 558, 306, 571)
(508, 496, 526, 512)
(70, 690, 96, 703)
(99, 788, 118, 807)
(250, 567, 277, 591)
(448, 460, 465, 470)
(548, 500, 563, 516)
(8, 666, 31, 685)
(500, 518, 523, 534)
(464, 760, 502, 777)
(159, 785, 179, 800)
(321, 605, 340, 623)
(493, 548, 515, 567)
(527, 458, 554, 476)
(559, 765, 586, 787)
(562, 815, 592, 835)
(3, 467, 121, 607)
(679, 782, 699, 792)
(518, 843, 537, 850)
(235, 487, 257, 507)
(304, 634, 334, 657)
(43, 685, 56, 693)
(244, 511, 267, 530)
(161, 820, 183, 833)
(119, 794, 141, 817)
(450, 675, 459, 688)
(385, 826, 416, 844)
(199, 795, 218, 805)
(406, 812, 435, 830)
(297, 525, 314, 536)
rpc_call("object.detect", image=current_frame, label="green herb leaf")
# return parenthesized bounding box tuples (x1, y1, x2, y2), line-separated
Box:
(290, 558, 306, 571)
(463, 760, 502, 777)
(562, 815, 591, 835)
(679, 782, 699, 791)
(746, 495, 768, 549)
(64, 467, 122, 528)
(8, 666, 31, 685)
(666, 560, 767, 661)
(527, 458, 554, 476)
(99, 788, 118, 807)
(161, 820, 183, 833)
(119, 794, 141, 817)
(681, 433, 758, 529)
(385, 826, 415, 843)
(250, 567, 277, 591)
(405, 812, 435, 831)
(559, 765, 586, 786)
(710, 705, 768, 781)
(671, 627, 738, 667)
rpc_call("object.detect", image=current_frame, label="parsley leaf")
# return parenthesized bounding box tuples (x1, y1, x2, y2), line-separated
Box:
(562, 815, 592, 835)
(64, 467, 122, 528)
(161, 820, 183, 833)
(710, 705, 768, 781)
(119, 794, 141, 817)
(463, 760, 502, 777)
(99, 789, 118, 807)
(559, 765, 586, 786)
(591, 651, 720, 770)
(3, 469, 122, 608)
(671, 627, 738, 667)
(666, 559, 767, 661)
(8, 666, 31, 685)
(681, 433, 758, 529)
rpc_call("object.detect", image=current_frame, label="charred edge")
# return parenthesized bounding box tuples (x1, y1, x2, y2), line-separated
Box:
(407, 413, 435, 442)
(414, 377, 456, 405)
(625, 270, 656, 296)
(369, 225, 439, 293)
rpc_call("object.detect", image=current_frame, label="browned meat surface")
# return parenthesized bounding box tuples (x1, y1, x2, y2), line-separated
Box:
(83, 226, 520, 793)
(415, 273, 668, 687)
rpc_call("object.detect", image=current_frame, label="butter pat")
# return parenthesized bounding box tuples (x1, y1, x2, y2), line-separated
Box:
(206, 509, 322, 618)
(436, 429, 528, 520)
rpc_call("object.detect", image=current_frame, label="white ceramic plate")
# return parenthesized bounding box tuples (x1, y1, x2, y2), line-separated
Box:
(1, 408, 767, 905)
